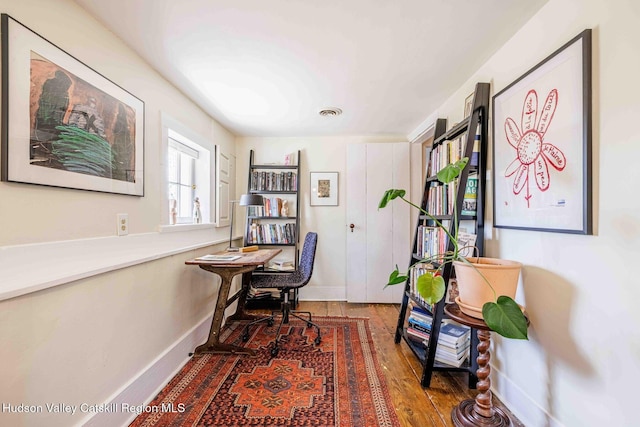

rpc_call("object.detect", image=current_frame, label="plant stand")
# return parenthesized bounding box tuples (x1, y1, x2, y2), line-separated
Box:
(445, 303, 512, 427)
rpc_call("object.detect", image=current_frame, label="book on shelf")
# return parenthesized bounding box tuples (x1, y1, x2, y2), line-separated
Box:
(283, 152, 295, 165)
(434, 329, 470, 367)
(409, 264, 437, 311)
(248, 287, 281, 299)
(435, 348, 469, 367)
(406, 326, 430, 342)
(438, 322, 471, 347)
(470, 124, 481, 166)
(408, 318, 431, 335)
(437, 338, 470, 353)
(247, 222, 296, 244)
(250, 171, 297, 192)
(408, 309, 432, 327)
(457, 231, 477, 258)
(461, 173, 478, 216)
(409, 301, 431, 318)
(267, 260, 295, 271)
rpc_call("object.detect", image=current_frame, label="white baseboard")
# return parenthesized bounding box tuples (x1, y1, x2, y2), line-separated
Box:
(80, 313, 213, 427)
(492, 365, 565, 427)
(298, 285, 346, 301)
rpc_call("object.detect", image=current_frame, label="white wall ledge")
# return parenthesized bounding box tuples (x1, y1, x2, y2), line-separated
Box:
(0, 230, 229, 302)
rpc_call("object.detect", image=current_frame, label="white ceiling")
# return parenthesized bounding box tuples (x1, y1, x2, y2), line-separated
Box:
(74, 0, 547, 138)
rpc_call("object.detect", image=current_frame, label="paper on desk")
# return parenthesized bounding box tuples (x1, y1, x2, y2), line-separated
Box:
(196, 254, 241, 261)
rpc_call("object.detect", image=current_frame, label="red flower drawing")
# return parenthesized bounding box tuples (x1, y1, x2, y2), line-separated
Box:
(503, 89, 567, 208)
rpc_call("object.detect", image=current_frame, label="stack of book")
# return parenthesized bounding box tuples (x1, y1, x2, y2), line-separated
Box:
(404, 303, 472, 368)
(267, 260, 295, 271)
(247, 286, 281, 301)
(405, 304, 432, 344)
(434, 322, 471, 367)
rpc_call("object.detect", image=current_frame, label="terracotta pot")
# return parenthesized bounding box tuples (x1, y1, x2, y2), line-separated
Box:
(452, 257, 522, 319)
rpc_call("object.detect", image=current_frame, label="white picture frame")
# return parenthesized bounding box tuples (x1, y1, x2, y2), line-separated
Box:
(1, 14, 145, 196)
(310, 171, 338, 206)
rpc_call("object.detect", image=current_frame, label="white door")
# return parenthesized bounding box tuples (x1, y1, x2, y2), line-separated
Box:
(346, 143, 410, 303)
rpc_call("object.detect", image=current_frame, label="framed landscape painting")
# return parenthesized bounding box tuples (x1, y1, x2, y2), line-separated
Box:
(1, 14, 145, 196)
(492, 29, 592, 234)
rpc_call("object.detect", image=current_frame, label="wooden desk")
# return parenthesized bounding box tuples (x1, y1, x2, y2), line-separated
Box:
(444, 303, 512, 427)
(185, 248, 281, 355)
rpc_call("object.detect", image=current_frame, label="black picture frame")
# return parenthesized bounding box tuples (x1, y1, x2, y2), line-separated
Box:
(492, 29, 592, 234)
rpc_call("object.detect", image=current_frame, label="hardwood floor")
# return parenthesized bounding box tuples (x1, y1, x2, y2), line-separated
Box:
(265, 301, 524, 427)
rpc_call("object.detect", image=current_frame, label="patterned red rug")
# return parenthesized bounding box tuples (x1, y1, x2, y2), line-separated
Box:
(130, 316, 400, 426)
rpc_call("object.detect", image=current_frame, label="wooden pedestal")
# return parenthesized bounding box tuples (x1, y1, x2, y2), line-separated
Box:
(445, 303, 512, 427)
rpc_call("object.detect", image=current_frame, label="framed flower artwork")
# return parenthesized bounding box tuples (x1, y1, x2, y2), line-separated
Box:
(492, 29, 592, 234)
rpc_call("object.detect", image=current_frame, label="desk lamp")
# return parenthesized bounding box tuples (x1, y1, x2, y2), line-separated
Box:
(228, 193, 264, 251)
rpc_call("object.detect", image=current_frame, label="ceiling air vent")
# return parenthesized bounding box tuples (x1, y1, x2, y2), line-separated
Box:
(318, 107, 343, 117)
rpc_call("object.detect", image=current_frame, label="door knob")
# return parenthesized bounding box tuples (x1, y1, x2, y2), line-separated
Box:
(349, 223, 355, 232)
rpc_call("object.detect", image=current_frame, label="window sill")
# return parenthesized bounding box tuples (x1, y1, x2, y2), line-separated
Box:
(159, 223, 216, 233)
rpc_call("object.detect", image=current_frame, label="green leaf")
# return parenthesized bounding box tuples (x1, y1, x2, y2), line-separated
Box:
(385, 266, 408, 287)
(378, 189, 406, 209)
(415, 273, 446, 305)
(482, 296, 528, 340)
(437, 157, 469, 183)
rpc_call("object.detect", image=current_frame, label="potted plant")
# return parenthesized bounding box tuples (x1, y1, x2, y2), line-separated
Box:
(379, 157, 528, 340)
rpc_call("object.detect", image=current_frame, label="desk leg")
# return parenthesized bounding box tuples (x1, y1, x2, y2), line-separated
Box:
(452, 329, 511, 426)
(192, 266, 256, 356)
(226, 271, 264, 322)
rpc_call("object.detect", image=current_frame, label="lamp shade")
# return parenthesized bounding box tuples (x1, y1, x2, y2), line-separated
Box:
(239, 194, 264, 206)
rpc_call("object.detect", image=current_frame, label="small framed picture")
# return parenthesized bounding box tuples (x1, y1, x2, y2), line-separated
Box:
(310, 172, 338, 206)
(445, 279, 459, 304)
(463, 92, 474, 117)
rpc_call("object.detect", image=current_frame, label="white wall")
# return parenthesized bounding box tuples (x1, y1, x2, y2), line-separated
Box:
(430, 0, 640, 425)
(0, 1, 238, 426)
(3, 0, 638, 426)
(235, 136, 408, 300)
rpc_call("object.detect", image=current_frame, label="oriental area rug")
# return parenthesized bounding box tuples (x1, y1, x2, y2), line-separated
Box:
(130, 316, 400, 427)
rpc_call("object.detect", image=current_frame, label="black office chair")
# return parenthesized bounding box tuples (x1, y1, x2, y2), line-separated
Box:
(242, 232, 320, 357)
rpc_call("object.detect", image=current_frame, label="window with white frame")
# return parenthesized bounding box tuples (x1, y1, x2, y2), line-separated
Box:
(168, 138, 199, 223)
(165, 127, 211, 226)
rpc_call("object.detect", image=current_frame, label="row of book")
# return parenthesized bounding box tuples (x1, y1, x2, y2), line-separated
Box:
(428, 135, 466, 177)
(248, 286, 281, 300)
(426, 181, 457, 216)
(405, 303, 471, 367)
(408, 264, 437, 311)
(425, 173, 477, 217)
(426, 124, 481, 178)
(246, 222, 296, 245)
(247, 197, 292, 217)
(250, 171, 297, 192)
(416, 226, 447, 261)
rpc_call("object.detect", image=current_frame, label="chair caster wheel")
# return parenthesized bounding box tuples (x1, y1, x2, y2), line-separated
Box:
(242, 333, 249, 342)
(307, 322, 313, 328)
(271, 347, 279, 357)
(267, 319, 274, 327)
(314, 337, 321, 345)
